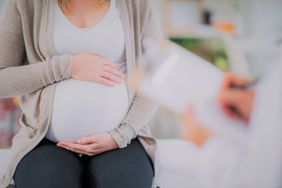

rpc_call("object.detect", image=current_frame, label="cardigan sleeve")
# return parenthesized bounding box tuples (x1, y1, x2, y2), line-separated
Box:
(0, 0, 73, 98)
(109, 0, 163, 148)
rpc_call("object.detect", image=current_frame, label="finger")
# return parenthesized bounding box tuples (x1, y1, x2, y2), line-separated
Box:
(89, 143, 104, 152)
(57, 141, 82, 149)
(58, 141, 106, 155)
(57, 143, 95, 156)
(96, 77, 116, 87)
(78, 136, 99, 145)
(103, 66, 125, 79)
(103, 62, 121, 70)
(88, 146, 108, 156)
(225, 73, 250, 84)
(101, 72, 123, 84)
(222, 73, 244, 90)
(63, 146, 93, 156)
(76, 143, 103, 156)
(219, 90, 244, 106)
(57, 144, 89, 155)
(57, 143, 82, 153)
(58, 142, 90, 152)
(91, 149, 104, 156)
(222, 73, 251, 90)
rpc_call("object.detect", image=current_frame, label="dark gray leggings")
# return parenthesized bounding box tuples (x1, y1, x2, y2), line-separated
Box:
(14, 139, 154, 188)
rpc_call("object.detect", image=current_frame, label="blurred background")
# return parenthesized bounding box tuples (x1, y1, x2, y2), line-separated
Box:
(0, 0, 282, 147)
(151, 0, 282, 138)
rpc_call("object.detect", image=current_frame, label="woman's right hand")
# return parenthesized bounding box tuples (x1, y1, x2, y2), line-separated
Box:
(71, 53, 125, 87)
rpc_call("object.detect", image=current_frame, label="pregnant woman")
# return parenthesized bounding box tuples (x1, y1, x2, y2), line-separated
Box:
(0, 0, 162, 187)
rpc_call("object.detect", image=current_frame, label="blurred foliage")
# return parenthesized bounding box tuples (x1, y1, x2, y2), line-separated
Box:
(170, 37, 230, 70)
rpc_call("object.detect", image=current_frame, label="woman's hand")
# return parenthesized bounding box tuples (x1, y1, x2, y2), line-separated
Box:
(181, 106, 213, 147)
(57, 133, 118, 156)
(71, 53, 125, 87)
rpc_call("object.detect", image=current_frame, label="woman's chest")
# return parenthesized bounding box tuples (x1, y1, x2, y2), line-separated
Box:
(52, 2, 126, 63)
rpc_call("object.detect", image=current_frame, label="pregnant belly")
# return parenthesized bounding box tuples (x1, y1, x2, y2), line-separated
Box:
(46, 79, 129, 143)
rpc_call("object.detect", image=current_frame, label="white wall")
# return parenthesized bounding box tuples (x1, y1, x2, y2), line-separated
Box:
(249, 0, 282, 42)
(241, 0, 282, 76)
(0, 0, 3, 10)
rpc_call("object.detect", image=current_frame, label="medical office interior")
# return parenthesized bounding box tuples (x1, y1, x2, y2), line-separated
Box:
(1, 0, 282, 187)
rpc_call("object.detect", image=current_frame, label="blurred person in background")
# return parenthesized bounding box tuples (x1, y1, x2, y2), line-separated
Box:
(181, 59, 282, 187)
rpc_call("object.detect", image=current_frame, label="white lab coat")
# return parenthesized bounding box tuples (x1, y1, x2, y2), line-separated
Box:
(198, 57, 282, 188)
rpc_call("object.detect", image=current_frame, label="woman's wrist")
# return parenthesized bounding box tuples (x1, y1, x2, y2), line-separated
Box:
(109, 124, 137, 149)
(50, 54, 73, 81)
(70, 54, 78, 79)
(108, 130, 124, 149)
(106, 133, 119, 150)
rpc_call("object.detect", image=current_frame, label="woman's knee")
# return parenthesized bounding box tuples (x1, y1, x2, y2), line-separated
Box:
(14, 140, 84, 188)
(86, 139, 154, 188)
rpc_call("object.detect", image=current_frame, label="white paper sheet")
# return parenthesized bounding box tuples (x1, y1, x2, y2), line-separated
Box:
(139, 41, 249, 144)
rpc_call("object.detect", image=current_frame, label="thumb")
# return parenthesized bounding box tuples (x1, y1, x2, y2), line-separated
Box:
(77, 135, 98, 145)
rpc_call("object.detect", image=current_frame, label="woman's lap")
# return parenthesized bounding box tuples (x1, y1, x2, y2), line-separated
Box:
(13, 139, 84, 188)
(85, 139, 154, 188)
(14, 139, 154, 188)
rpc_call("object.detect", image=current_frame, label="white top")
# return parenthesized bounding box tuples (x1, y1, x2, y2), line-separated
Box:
(46, 0, 129, 142)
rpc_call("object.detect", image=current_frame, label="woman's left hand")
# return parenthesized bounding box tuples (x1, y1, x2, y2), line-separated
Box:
(57, 133, 118, 156)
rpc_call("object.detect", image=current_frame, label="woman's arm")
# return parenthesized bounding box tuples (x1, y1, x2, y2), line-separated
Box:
(109, 0, 163, 148)
(0, 0, 73, 98)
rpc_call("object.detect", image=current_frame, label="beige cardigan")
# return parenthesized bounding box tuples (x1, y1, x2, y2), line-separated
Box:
(0, 0, 162, 187)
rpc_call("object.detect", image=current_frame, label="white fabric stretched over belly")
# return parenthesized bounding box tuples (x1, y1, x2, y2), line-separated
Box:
(47, 79, 129, 142)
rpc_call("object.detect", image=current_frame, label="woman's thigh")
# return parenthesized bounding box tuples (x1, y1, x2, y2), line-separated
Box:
(14, 139, 84, 188)
(85, 139, 154, 188)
